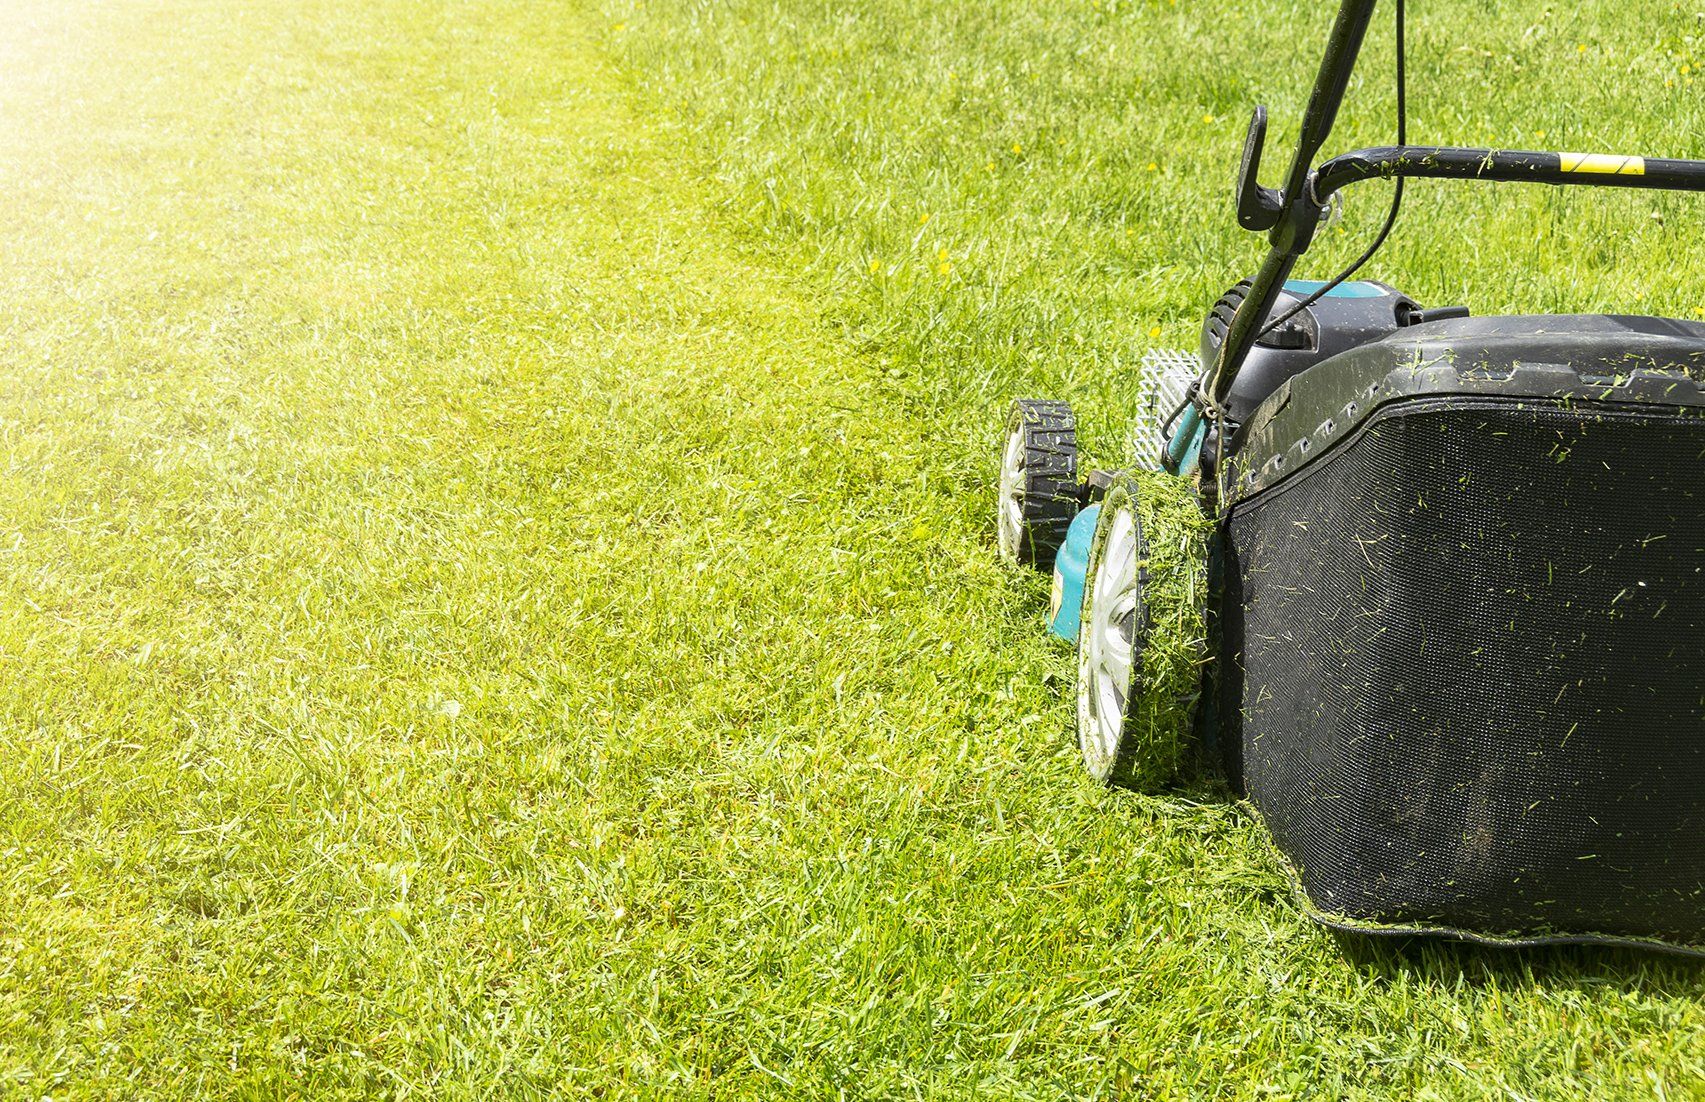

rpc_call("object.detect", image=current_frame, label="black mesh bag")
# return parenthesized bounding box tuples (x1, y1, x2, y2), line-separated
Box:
(1218, 316, 1705, 952)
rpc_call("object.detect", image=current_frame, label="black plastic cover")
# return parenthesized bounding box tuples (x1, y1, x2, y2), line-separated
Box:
(1201, 280, 1420, 425)
(1226, 314, 1705, 503)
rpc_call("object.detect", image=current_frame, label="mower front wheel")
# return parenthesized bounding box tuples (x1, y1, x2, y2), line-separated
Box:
(1076, 472, 1155, 789)
(1075, 469, 1210, 790)
(995, 399, 1079, 571)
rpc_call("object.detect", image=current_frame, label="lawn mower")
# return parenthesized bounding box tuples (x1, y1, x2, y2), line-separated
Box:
(997, 0, 1705, 953)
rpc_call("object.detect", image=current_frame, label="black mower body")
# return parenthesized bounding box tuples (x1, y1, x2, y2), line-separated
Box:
(1215, 312, 1705, 948)
(1202, 279, 1419, 424)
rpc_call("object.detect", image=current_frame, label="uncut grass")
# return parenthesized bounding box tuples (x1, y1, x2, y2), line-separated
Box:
(0, 1, 1700, 1100)
(604, 0, 1705, 457)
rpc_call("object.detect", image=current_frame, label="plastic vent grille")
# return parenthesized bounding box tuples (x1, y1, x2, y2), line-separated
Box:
(1224, 397, 1705, 947)
(1130, 348, 1198, 470)
(1205, 283, 1249, 346)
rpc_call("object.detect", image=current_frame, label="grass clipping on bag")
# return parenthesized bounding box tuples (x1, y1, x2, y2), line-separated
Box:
(1126, 469, 1214, 790)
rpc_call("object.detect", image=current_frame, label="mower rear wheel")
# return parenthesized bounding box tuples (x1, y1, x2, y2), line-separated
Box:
(996, 399, 1079, 571)
(1076, 472, 1150, 787)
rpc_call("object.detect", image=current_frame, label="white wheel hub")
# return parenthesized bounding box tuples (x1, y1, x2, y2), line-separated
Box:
(996, 425, 1026, 561)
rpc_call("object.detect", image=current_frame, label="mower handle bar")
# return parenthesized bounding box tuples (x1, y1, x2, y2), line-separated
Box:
(1175, 0, 1705, 483)
(1312, 145, 1705, 202)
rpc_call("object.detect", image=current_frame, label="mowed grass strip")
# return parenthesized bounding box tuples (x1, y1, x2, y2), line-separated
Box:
(0, 0, 1158, 1095)
(0, 0, 1699, 1098)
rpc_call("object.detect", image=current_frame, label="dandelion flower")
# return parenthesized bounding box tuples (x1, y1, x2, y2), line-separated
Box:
(869, 258, 880, 274)
(1148, 325, 1162, 340)
(1147, 161, 1159, 172)
(1011, 142, 1023, 155)
(937, 261, 952, 275)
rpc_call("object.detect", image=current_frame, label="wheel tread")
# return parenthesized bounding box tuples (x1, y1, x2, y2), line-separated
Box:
(1001, 399, 1080, 570)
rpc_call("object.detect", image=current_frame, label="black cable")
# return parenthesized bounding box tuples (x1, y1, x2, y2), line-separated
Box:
(1259, 0, 1407, 338)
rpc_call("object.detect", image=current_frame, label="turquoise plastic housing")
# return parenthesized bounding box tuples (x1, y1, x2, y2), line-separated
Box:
(1281, 278, 1386, 299)
(1048, 504, 1100, 642)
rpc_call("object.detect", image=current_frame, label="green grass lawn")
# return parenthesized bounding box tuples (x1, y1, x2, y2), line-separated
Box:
(1, 0, 1702, 1097)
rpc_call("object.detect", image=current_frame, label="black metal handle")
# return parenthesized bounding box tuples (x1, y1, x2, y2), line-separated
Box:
(1313, 145, 1705, 201)
(1203, 0, 1380, 415)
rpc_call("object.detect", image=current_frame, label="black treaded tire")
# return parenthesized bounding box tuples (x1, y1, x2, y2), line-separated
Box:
(996, 399, 1079, 571)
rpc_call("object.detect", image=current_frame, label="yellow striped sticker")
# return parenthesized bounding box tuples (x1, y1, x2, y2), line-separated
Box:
(1559, 152, 1646, 175)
